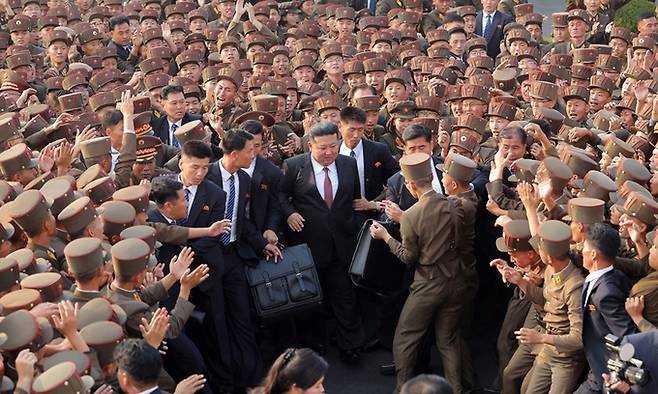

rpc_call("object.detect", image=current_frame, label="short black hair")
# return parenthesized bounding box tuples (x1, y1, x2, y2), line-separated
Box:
(309, 122, 339, 142)
(401, 374, 453, 394)
(402, 124, 431, 144)
(448, 27, 467, 37)
(444, 13, 465, 25)
(160, 84, 184, 100)
(240, 120, 264, 136)
(637, 12, 656, 23)
(115, 339, 162, 388)
(348, 83, 377, 99)
(150, 177, 184, 206)
(221, 128, 254, 153)
(500, 126, 528, 145)
(102, 109, 123, 130)
(586, 223, 621, 261)
(109, 16, 130, 31)
(340, 106, 367, 124)
(181, 140, 213, 159)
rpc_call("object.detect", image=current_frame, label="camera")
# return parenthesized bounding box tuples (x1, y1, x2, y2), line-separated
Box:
(605, 334, 649, 387)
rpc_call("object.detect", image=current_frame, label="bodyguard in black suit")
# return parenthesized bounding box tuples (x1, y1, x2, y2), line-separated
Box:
(338, 107, 399, 205)
(205, 130, 283, 390)
(155, 141, 237, 393)
(575, 223, 637, 394)
(279, 122, 365, 363)
(383, 125, 444, 221)
(475, 1, 513, 60)
(236, 120, 284, 242)
(150, 85, 203, 147)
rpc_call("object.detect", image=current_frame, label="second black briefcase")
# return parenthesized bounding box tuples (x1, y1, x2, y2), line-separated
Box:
(349, 219, 406, 297)
(245, 243, 323, 320)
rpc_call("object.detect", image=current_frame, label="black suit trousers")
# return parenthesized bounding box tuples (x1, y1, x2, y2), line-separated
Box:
(298, 249, 365, 350)
(200, 249, 263, 390)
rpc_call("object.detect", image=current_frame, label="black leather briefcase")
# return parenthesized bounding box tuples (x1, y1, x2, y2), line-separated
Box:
(349, 219, 406, 296)
(245, 244, 323, 320)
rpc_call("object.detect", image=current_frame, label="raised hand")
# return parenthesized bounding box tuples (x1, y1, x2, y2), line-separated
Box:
(208, 219, 231, 236)
(174, 374, 207, 394)
(140, 307, 170, 348)
(117, 89, 134, 118)
(52, 300, 80, 337)
(169, 247, 195, 280)
(180, 264, 210, 290)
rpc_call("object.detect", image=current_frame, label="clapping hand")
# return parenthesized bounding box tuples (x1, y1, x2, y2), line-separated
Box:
(52, 300, 79, 337)
(180, 264, 210, 290)
(174, 374, 207, 394)
(140, 307, 170, 348)
(169, 247, 195, 280)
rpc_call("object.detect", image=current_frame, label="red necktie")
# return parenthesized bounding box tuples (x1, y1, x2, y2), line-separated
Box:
(323, 167, 333, 208)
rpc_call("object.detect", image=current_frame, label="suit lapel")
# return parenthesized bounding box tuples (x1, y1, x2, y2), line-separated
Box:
(362, 140, 373, 196)
(476, 12, 483, 36)
(252, 158, 264, 192)
(236, 170, 249, 234)
(187, 181, 207, 225)
(302, 156, 324, 203)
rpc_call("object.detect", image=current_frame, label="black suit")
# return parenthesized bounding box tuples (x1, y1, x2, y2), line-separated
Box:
(279, 153, 365, 350)
(575, 269, 636, 393)
(359, 139, 400, 201)
(384, 156, 443, 212)
(475, 10, 513, 60)
(150, 113, 203, 146)
(107, 40, 131, 60)
(248, 155, 283, 233)
(204, 162, 264, 389)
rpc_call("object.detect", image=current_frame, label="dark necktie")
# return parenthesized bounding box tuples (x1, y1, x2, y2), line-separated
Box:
(323, 167, 333, 208)
(350, 150, 356, 159)
(176, 188, 191, 225)
(221, 175, 235, 245)
(171, 123, 180, 148)
(484, 14, 493, 40)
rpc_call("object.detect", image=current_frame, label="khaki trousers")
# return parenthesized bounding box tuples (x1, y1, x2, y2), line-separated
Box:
(393, 270, 465, 393)
(521, 345, 585, 394)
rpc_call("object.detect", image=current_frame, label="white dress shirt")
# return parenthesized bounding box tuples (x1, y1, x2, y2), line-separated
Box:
(339, 140, 365, 198)
(177, 174, 198, 217)
(583, 265, 613, 305)
(137, 387, 159, 394)
(218, 160, 240, 242)
(110, 147, 119, 171)
(244, 158, 257, 177)
(430, 161, 443, 194)
(481, 10, 497, 36)
(311, 157, 338, 200)
(169, 119, 182, 146)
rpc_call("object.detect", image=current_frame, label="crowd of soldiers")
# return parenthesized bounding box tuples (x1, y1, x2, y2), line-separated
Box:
(0, 0, 656, 393)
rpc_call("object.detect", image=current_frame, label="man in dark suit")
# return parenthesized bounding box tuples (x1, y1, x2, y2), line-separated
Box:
(339, 107, 399, 212)
(383, 124, 444, 222)
(152, 140, 239, 394)
(116, 338, 177, 394)
(107, 15, 134, 61)
(205, 129, 282, 390)
(235, 120, 284, 242)
(475, 0, 513, 60)
(575, 223, 636, 394)
(150, 85, 202, 147)
(279, 122, 365, 364)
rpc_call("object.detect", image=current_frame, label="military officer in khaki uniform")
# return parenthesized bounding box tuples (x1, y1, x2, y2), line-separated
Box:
(492, 220, 546, 394)
(208, 67, 245, 141)
(6, 189, 61, 270)
(64, 237, 111, 306)
(371, 153, 467, 393)
(319, 42, 350, 101)
(501, 220, 585, 394)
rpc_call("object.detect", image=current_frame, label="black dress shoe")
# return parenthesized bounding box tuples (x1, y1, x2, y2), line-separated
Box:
(339, 349, 361, 365)
(379, 361, 396, 376)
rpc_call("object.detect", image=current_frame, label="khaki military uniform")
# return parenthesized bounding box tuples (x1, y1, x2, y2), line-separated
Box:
(67, 288, 106, 307)
(216, 103, 245, 132)
(520, 262, 586, 394)
(387, 190, 467, 393)
(320, 78, 350, 102)
(422, 10, 444, 35)
(106, 282, 195, 338)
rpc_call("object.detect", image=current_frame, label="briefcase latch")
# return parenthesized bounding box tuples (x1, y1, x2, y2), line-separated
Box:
(293, 263, 307, 293)
(262, 272, 275, 301)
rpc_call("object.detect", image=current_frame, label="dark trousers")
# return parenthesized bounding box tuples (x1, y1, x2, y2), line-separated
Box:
(497, 290, 532, 388)
(200, 248, 263, 392)
(300, 256, 364, 350)
(163, 333, 212, 394)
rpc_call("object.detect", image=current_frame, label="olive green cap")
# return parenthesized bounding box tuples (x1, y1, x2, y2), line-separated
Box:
(64, 237, 103, 277)
(32, 361, 94, 394)
(80, 137, 111, 160)
(496, 220, 533, 253)
(563, 197, 605, 224)
(58, 197, 99, 236)
(77, 297, 127, 329)
(80, 321, 125, 367)
(20, 272, 64, 302)
(580, 171, 617, 202)
(111, 238, 150, 278)
(99, 200, 136, 240)
(531, 220, 572, 259)
(436, 153, 476, 183)
(400, 153, 431, 182)
(0, 257, 20, 293)
(6, 190, 52, 235)
(112, 186, 149, 214)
